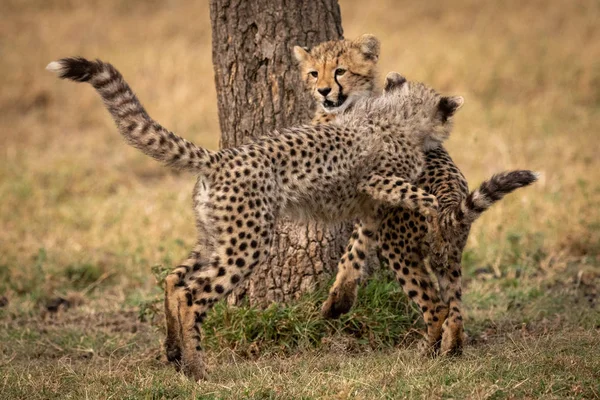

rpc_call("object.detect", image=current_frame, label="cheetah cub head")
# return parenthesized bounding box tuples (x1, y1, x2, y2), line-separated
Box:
(294, 34, 380, 114)
(382, 72, 464, 150)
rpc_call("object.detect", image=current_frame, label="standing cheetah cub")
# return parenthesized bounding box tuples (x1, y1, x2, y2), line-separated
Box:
(297, 36, 538, 357)
(47, 57, 463, 380)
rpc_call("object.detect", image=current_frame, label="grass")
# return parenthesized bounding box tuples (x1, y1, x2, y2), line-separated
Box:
(163, 271, 418, 356)
(1, 270, 599, 398)
(1, 0, 600, 398)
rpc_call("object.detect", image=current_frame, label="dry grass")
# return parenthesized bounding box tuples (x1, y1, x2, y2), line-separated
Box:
(1, 0, 599, 398)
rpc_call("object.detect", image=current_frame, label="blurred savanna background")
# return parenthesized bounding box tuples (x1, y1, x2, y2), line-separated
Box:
(1, 0, 599, 398)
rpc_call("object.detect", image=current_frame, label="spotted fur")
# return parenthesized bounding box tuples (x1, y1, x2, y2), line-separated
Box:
(48, 57, 462, 380)
(294, 34, 380, 124)
(302, 40, 538, 357)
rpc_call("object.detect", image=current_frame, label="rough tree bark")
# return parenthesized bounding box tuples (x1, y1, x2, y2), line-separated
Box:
(209, 0, 349, 306)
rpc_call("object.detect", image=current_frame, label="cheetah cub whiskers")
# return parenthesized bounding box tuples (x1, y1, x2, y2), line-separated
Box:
(48, 57, 462, 380)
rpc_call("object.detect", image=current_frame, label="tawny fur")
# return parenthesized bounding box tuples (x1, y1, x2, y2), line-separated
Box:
(293, 34, 380, 124)
(298, 37, 537, 357)
(48, 57, 463, 380)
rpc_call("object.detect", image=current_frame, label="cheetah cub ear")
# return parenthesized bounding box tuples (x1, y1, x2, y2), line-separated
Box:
(438, 96, 465, 122)
(353, 34, 380, 61)
(293, 46, 312, 63)
(383, 72, 407, 93)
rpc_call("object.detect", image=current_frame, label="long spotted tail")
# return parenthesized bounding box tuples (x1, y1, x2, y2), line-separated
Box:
(454, 170, 538, 225)
(47, 57, 214, 172)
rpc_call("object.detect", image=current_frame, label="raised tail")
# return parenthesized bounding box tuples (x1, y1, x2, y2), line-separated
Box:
(47, 57, 214, 172)
(454, 170, 538, 225)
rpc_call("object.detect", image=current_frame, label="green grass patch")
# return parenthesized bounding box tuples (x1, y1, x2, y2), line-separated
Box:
(203, 273, 418, 355)
(139, 270, 419, 356)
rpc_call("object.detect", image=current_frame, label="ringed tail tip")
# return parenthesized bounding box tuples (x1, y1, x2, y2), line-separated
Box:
(517, 170, 540, 186)
(46, 61, 64, 74)
(45, 57, 97, 82)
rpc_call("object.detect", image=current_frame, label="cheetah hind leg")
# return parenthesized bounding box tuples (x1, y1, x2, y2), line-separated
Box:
(179, 218, 274, 381)
(426, 216, 449, 267)
(377, 211, 448, 357)
(322, 221, 377, 319)
(441, 318, 465, 356)
(163, 248, 204, 367)
(433, 258, 466, 356)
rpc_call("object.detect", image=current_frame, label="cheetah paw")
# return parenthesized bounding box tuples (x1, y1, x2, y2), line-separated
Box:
(321, 282, 358, 319)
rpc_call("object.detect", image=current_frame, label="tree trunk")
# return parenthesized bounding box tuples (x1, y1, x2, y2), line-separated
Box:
(209, 0, 348, 306)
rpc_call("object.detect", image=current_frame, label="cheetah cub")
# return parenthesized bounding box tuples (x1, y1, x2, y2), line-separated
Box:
(298, 36, 538, 357)
(47, 57, 463, 380)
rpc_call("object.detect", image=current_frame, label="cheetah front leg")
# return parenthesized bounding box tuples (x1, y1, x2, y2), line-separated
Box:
(358, 174, 438, 216)
(358, 174, 448, 264)
(321, 220, 379, 319)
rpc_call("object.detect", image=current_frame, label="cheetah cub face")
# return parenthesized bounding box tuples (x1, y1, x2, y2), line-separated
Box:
(387, 72, 464, 146)
(338, 72, 464, 151)
(294, 34, 380, 114)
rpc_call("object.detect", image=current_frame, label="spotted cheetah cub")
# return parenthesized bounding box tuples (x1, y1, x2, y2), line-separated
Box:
(47, 57, 463, 380)
(298, 37, 538, 357)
